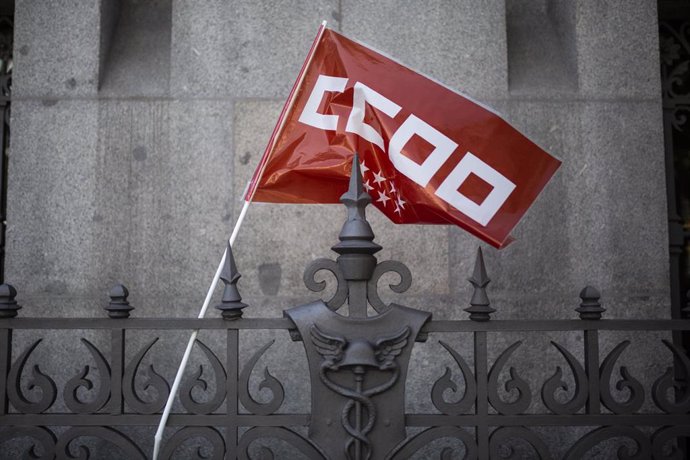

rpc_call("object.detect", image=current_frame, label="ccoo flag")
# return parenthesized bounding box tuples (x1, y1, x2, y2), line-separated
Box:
(246, 24, 561, 248)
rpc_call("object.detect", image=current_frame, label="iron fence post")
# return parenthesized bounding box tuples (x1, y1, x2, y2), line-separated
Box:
(226, 329, 239, 460)
(474, 331, 489, 459)
(0, 327, 10, 415)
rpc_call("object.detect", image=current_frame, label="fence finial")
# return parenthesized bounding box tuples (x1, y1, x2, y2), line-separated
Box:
(576, 286, 604, 320)
(465, 247, 495, 321)
(105, 284, 133, 318)
(332, 153, 381, 281)
(0, 283, 20, 318)
(215, 242, 248, 320)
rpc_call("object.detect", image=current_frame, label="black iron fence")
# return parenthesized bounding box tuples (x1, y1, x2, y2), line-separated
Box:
(0, 163, 689, 459)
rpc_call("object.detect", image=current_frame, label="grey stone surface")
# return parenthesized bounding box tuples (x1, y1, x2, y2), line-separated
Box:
(576, 0, 661, 98)
(171, 0, 337, 98)
(99, 0, 171, 96)
(98, 0, 122, 86)
(506, 0, 578, 95)
(341, 0, 508, 100)
(5, 100, 102, 315)
(12, 0, 102, 97)
(5, 99, 234, 317)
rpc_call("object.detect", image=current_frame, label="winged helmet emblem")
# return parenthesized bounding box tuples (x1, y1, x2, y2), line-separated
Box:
(310, 324, 410, 371)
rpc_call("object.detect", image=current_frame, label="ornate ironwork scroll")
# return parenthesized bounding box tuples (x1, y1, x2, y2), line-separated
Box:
(487, 341, 532, 415)
(541, 341, 587, 415)
(7, 339, 57, 414)
(63, 338, 111, 414)
(599, 341, 644, 414)
(239, 340, 285, 415)
(431, 340, 476, 415)
(160, 426, 225, 460)
(122, 337, 170, 414)
(180, 340, 226, 415)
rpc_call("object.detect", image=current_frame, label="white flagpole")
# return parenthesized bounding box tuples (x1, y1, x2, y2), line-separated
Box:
(152, 21, 327, 459)
(152, 200, 249, 460)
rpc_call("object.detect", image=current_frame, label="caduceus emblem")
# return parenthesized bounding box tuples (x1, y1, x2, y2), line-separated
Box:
(310, 324, 410, 460)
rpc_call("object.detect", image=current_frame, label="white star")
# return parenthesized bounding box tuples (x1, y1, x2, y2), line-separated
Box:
(394, 204, 402, 215)
(363, 180, 374, 192)
(373, 170, 386, 185)
(397, 195, 406, 209)
(376, 190, 391, 206)
(360, 161, 369, 175)
(389, 182, 397, 194)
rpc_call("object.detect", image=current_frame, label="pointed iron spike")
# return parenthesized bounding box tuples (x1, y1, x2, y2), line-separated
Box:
(220, 242, 241, 284)
(469, 247, 490, 288)
(215, 242, 248, 320)
(465, 247, 495, 321)
(340, 153, 371, 210)
(349, 152, 364, 196)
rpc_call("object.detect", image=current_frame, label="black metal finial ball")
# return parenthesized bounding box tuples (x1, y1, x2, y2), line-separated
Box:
(0, 283, 21, 318)
(576, 285, 605, 320)
(105, 284, 134, 319)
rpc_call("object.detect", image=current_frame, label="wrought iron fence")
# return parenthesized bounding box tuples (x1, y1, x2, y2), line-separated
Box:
(0, 162, 689, 459)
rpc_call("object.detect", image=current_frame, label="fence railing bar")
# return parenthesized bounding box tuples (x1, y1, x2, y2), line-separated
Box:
(0, 413, 311, 426)
(2, 318, 690, 332)
(225, 329, 239, 459)
(474, 331, 489, 459)
(109, 328, 125, 415)
(584, 330, 601, 415)
(0, 328, 9, 415)
(405, 414, 690, 426)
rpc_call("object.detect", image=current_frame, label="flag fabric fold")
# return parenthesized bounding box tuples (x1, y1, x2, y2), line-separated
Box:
(246, 25, 561, 248)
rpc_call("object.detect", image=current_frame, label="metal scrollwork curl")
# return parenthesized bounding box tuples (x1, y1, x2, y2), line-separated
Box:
(7, 339, 57, 414)
(651, 426, 690, 460)
(160, 426, 225, 460)
(122, 337, 170, 414)
(652, 340, 690, 414)
(563, 426, 651, 460)
(239, 340, 285, 415)
(180, 340, 227, 415)
(303, 258, 348, 310)
(0, 426, 56, 460)
(385, 426, 477, 459)
(489, 426, 552, 459)
(366, 260, 412, 313)
(55, 426, 146, 459)
(599, 341, 644, 414)
(488, 341, 532, 415)
(541, 341, 587, 415)
(63, 338, 111, 414)
(238, 427, 326, 460)
(431, 341, 476, 415)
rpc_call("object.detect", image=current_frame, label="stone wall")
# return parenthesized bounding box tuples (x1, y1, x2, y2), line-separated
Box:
(7, 0, 667, 322)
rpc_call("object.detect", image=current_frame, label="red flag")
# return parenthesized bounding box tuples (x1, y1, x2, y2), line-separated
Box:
(246, 25, 561, 248)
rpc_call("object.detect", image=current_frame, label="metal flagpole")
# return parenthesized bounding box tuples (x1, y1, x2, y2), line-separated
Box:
(152, 199, 249, 460)
(152, 21, 327, 459)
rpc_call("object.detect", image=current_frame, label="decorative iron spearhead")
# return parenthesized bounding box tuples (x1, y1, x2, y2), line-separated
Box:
(465, 247, 495, 321)
(332, 153, 381, 280)
(215, 242, 248, 320)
